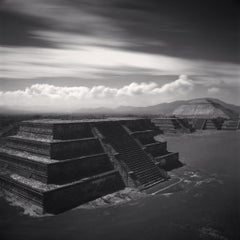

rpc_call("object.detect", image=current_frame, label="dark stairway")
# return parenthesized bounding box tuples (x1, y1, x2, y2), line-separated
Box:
(96, 122, 166, 189)
(192, 119, 206, 130)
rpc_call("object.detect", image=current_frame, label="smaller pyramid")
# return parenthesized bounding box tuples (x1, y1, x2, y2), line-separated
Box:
(173, 99, 238, 119)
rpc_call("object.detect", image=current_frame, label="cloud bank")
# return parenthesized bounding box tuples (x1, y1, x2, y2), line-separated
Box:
(0, 75, 195, 110)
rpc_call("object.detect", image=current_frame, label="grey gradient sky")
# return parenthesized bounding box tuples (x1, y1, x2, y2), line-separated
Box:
(0, 0, 239, 109)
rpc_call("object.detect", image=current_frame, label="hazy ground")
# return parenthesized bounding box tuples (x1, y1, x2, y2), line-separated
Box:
(0, 130, 239, 240)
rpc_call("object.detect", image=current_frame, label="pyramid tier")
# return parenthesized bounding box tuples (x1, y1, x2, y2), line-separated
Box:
(143, 141, 168, 157)
(0, 169, 124, 214)
(5, 135, 104, 160)
(129, 130, 156, 145)
(154, 152, 182, 171)
(222, 119, 240, 130)
(19, 120, 94, 140)
(0, 148, 113, 184)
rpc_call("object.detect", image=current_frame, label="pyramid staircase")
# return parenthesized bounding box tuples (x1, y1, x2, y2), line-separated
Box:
(95, 122, 166, 189)
(204, 120, 215, 130)
(190, 119, 207, 130)
(122, 121, 181, 172)
(176, 118, 194, 132)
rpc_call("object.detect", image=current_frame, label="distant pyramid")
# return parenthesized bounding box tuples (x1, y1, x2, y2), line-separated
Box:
(172, 98, 238, 119)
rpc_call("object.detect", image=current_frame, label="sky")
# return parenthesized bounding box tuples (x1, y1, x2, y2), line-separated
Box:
(0, 0, 239, 111)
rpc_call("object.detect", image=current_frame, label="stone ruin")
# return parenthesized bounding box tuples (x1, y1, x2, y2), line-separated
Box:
(152, 118, 194, 133)
(0, 118, 181, 213)
(152, 117, 240, 132)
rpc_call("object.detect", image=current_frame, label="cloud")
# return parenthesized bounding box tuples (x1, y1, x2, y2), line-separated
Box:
(0, 45, 195, 79)
(208, 87, 220, 94)
(2, 0, 237, 63)
(2, 43, 239, 81)
(0, 75, 195, 110)
(153, 74, 194, 94)
(1, 0, 122, 39)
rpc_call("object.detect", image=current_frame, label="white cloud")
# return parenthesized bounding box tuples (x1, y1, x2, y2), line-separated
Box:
(1, 41, 239, 82)
(153, 74, 194, 94)
(0, 75, 195, 110)
(0, 45, 193, 79)
(208, 87, 220, 94)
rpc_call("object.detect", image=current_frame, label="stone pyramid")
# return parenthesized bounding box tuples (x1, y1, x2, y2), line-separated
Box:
(173, 99, 238, 119)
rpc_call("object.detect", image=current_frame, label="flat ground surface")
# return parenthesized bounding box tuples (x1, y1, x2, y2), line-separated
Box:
(0, 131, 239, 240)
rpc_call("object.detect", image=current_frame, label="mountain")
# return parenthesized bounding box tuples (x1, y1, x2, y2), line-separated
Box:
(172, 98, 239, 119)
(115, 100, 186, 115)
(112, 98, 240, 117)
(1, 98, 239, 117)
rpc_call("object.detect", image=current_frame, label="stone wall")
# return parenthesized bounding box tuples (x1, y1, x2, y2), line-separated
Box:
(48, 154, 113, 184)
(43, 171, 124, 213)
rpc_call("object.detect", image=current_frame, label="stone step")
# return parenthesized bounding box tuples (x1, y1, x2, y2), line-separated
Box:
(5, 135, 51, 156)
(122, 159, 150, 166)
(128, 167, 155, 174)
(123, 155, 153, 163)
(5, 135, 104, 160)
(126, 158, 153, 165)
(0, 149, 113, 184)
(116, 146, 142, 152)
(129, 166, 156, 174)
(120, 151, 149, 158)
(136, 170, 161, 179)
(137, 167, 163, 177)
(136, 166, 161, 175)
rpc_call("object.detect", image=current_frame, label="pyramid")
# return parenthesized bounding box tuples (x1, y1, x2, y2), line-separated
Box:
(173, 99, 238, 119)
(0, 118, 181, 213)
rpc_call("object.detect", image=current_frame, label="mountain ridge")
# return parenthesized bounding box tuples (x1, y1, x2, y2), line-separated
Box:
(0, 98, 239, 116)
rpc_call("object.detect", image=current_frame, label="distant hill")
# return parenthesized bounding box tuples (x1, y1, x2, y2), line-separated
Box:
(115, 100, 186, 115)
(1, 98, 239, 117)
(111, 98, 240, 117)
